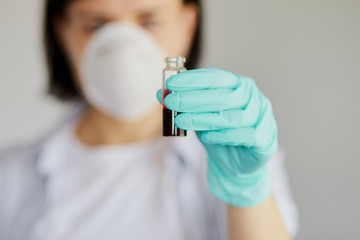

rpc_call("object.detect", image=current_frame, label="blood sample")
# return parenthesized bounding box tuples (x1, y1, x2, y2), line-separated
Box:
(162, 57, 187, 137)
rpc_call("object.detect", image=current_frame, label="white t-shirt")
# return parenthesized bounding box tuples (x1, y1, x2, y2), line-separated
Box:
(0, 107, 299, 239)
(33, 119, 194, 240)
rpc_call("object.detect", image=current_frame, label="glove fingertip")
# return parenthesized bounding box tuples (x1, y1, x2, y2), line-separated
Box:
(174, 113, 189, 130)
(165, 74, 181, 91)
(156, 89, 163, 104)
(199, 131, 215, 145)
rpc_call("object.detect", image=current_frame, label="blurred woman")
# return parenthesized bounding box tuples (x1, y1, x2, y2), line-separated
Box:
(0, 0, 298, 239)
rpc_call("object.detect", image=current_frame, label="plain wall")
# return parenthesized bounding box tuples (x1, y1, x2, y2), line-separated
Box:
(1, 0, 359, 239)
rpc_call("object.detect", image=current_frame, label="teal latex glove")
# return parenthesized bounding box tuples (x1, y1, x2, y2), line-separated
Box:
(156, 68, 278, 207)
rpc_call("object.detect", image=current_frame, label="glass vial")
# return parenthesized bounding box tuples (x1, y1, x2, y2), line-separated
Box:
(162, 57, 187, 137)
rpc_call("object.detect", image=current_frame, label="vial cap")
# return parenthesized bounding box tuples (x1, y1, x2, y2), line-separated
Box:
(165, 56, 186, 63)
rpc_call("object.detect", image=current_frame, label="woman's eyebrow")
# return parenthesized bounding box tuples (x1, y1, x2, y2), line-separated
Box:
(75, 10, 109, 18)
(135, 4, 168, 16)
(72, 10, 115, 22)
(71, 3, 170, 22)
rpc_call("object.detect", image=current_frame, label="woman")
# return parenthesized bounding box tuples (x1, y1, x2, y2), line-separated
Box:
(0, 0, 299, 239)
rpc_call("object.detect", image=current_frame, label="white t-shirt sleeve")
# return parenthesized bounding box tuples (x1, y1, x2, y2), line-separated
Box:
(268, 147, 300, 237)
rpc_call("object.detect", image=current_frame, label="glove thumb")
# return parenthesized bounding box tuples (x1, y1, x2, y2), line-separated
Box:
(156, 89, 163, 105)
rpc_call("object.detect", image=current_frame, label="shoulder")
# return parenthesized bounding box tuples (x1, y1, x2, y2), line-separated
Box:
(0, 141, 48, 237)
(0, 137, 46, 195)
(0, 103, 84, 234)
(0, 101, 86, 175)
(0, 140, 43, 177)
(0, 102, 85, 205)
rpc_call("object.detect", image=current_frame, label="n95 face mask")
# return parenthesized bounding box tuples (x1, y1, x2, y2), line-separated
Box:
(80, 22, 166, 120)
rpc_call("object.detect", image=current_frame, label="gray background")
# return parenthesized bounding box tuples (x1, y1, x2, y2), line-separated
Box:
(1, 0, 359, 239)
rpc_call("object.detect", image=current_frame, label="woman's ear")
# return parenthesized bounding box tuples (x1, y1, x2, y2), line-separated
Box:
(181, 3, 199, 56)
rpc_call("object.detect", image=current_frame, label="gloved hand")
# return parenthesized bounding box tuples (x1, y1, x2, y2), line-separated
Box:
(156, 68, 278, 207)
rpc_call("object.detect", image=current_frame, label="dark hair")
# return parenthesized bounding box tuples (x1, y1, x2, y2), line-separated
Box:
(44, 0, 202, 101)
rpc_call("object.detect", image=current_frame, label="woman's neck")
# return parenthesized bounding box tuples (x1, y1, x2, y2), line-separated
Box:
(75, 106, 163, 146)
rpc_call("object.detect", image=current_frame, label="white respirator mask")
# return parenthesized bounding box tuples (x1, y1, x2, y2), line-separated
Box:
(80, 22, 166, 120)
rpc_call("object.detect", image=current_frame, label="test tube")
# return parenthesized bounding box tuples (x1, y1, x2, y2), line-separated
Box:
(162, 57, 187, 137)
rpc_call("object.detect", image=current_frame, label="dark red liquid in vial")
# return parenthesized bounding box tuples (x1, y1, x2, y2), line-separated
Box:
(162, 89, 187, 137)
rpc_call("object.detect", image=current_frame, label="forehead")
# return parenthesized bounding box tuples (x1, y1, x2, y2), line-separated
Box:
(68, 0, 183, 15)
